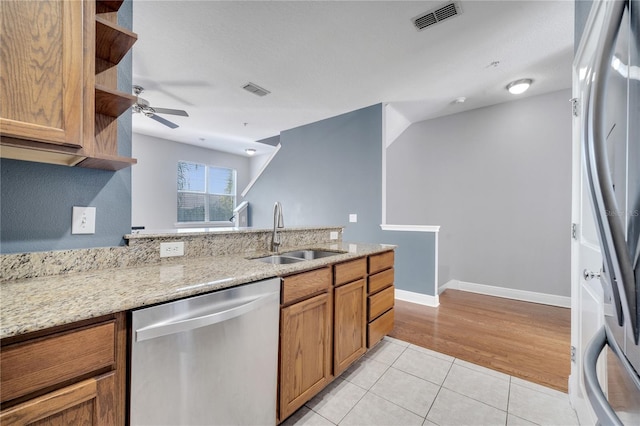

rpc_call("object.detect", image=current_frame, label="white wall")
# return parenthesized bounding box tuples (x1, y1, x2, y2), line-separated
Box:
(386, 89, 572, 297)
(131, 133, 251, 230)
(249, 153, 273, 181)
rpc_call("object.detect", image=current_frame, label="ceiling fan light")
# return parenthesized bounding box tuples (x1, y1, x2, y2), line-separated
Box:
(245, 148, 256, 156)
(506, 78, 533, 95)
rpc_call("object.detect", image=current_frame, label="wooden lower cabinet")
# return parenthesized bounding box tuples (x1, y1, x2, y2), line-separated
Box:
(368, 308, 395, 348)
(367, 251, 395, 348)
(0, 313, 126, 425)
(276, 251, 395, 423)
(1, 377, 100, 425)
(279, 292, 332, 421)
(333, 278, 366, 376)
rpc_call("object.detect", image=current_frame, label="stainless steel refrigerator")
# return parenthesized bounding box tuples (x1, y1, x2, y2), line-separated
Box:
(578, 0, 640, 424)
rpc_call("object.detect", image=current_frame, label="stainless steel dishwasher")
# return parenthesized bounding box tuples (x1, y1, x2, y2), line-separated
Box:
(130, 278, 280, 425)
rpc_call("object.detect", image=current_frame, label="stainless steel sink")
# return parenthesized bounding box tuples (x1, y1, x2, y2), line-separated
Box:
(254, 255, 305, 264)
(251, 249, 345, 264)
(280, 250, 346, 260)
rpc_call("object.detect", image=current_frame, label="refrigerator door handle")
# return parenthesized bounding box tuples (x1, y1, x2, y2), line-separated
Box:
(584, 324, 640, 425)
(585, 0, 637, 342)
(584, 325, 624, 426)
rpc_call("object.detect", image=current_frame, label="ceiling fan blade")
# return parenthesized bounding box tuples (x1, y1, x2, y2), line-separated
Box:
(151, 107, 189, 117)
(149, 114, 179, 129)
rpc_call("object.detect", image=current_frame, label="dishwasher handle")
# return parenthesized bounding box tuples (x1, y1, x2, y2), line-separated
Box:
(135, 291, 279, 342)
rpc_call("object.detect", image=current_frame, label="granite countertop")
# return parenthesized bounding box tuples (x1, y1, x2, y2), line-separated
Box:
(0, 242, 395, 339)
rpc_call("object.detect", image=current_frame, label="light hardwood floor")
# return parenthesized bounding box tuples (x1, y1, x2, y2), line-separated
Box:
(388, 289, 571, 392)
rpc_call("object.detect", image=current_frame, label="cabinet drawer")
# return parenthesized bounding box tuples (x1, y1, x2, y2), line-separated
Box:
(0, 378, 98, 425)
(1, 321, 116, 403)
(282, 267, 331, 305)
(368, 285, 394, 321)
(334, 258, 366, 287)
(369, 251, 394, 275)
(368, 268, 394, 295)
(368, 308, 394, 348)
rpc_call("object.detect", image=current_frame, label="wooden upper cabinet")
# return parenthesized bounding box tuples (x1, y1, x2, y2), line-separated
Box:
(0, 0, 138, 170)
(0, 0, 84, 148)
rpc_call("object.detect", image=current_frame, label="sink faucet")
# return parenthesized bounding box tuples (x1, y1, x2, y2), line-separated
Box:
(271, 202, 284, 252)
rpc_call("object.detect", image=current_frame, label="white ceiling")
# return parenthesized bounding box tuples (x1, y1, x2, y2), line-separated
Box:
(131, 0, 574, 156)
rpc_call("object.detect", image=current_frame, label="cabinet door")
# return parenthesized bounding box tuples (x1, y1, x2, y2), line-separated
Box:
(334, 278, 367, 375)
(0, 0, 84, 147)
(0, 378, 99, 425)
(279, 292, 332, 421)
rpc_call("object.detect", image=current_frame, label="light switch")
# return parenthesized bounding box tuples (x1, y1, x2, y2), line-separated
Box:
(72, 206, 96, 234)
(349, 214, 357, 223)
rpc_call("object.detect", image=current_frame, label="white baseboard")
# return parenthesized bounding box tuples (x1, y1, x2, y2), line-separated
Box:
(395, 289, 439, 307)
(439, 280, 571, 308)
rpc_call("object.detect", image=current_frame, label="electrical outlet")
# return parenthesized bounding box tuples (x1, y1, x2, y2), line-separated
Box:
(330, 231, 339, 240)
(72, 206, 96, 234)
(349, 214, 357, 223)
(160, 242, 184, 258)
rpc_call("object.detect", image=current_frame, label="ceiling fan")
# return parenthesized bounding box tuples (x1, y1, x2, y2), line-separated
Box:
(132, 85, 189, 129)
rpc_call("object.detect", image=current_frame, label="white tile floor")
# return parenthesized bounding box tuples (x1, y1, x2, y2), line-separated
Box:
(282, 337, 579, 426)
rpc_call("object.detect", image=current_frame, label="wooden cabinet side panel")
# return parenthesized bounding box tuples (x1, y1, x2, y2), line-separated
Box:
(279, 293, 331, 421)
(333, 279, 367, 375)
(0, 0, 83, 147)
(82, 0, 96, 156)
(95, 312, 126, 425)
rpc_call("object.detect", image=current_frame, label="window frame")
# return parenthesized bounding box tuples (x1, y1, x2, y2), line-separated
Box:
(176, 160, 237, 227)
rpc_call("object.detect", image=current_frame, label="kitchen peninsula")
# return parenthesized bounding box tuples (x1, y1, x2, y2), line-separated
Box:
(0, 227, 396, 425)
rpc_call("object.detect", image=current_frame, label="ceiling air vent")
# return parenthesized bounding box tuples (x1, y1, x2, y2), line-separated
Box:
(242, 82, 270, 97)
(413, 2, 461, 31)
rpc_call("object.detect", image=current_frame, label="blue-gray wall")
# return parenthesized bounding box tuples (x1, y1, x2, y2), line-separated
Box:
(244, 103, 437, 297)
(245, 104, 383, 244)
(382, 231, 437, 297)
(386, 90, 572, 297)
(0, 0, 133, 254)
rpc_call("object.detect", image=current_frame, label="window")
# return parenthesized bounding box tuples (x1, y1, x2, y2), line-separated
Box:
(177, 161, 236, 223)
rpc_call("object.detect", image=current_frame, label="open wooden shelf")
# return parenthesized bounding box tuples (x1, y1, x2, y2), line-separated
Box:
(95, 16, 137, 65)
(77, 153, 137, 171)
(96, 0, 124, 13)
(0, 0, 138, 171)
(95, 85, 136, 118)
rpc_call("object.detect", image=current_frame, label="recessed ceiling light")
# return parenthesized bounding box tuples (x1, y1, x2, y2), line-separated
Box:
(506, 79, 533, 95)
(245, 148, 256, 156)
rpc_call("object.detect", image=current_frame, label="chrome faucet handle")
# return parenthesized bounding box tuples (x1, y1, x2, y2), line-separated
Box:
(271, 202, 284, 252)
